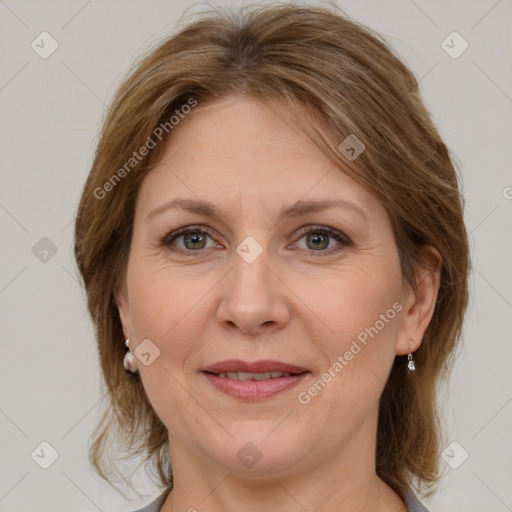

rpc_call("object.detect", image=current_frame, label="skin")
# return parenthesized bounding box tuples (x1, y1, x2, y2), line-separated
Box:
(117, 95, 441, 512)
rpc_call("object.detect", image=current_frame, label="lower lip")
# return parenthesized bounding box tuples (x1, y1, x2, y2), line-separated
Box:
(202, 372, 309, 400)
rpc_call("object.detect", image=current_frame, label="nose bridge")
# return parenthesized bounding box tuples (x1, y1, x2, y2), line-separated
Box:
(233, 241, 271, 295)
(216, 234, 290, 334)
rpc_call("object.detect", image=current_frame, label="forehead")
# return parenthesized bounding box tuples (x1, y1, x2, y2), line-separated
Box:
(135, 95, 380, 222)
(164, 95, 330, 172)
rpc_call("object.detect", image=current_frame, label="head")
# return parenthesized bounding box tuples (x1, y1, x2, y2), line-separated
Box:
(74, 2, 469, 502)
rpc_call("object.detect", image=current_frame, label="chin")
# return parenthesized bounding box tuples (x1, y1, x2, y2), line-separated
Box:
(205, 429, 311, 476)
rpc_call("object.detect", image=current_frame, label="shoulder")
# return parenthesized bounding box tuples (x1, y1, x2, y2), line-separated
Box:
(126, 489, 169, 512)
(405, 488, 430, 512)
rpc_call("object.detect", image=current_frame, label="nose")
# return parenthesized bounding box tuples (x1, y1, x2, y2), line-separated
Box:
(215, 246, 291, 336)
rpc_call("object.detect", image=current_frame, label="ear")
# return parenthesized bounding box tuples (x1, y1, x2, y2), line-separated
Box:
(115, 282, 133, 342)
(396, 245, 442, 355)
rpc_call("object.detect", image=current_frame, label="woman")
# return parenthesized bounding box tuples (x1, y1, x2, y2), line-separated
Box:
(74, 3, 469, 511)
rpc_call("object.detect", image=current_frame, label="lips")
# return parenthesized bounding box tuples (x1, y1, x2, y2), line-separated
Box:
(201, 359, 310, 400)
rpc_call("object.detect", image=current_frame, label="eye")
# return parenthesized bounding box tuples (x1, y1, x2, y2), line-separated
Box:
(161, 224, 351, 256)
(161, 225, 220, 255)
(293, 226, 351, 254)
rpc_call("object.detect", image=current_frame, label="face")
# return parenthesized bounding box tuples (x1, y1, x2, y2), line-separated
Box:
(117, 95, 424, 479)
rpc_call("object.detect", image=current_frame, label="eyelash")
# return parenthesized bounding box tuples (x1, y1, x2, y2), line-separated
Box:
(161, 225, 351, 256)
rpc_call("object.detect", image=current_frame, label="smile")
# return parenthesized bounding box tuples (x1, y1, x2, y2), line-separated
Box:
(202, 371, 310, 400)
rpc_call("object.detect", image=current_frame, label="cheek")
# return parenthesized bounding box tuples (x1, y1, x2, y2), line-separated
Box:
(294, 266, 402, 436)
(300, 259, 403, 358)
(126, 259, 215, 362)
(126, 265, 209, 427)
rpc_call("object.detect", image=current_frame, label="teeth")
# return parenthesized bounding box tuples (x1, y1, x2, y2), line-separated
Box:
(216, 371, 293, 380)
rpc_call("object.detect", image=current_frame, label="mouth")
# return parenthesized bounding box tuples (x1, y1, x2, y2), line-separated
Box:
(201, 360, 311, 400)
(209, 370, 304, 380)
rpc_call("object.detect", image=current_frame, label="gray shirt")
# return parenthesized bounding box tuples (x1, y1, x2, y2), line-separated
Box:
(130, 487, 430, 511)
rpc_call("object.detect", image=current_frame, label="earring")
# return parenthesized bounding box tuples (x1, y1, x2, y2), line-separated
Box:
(123, 338, 138, 374)
(407, 353, 416, 373)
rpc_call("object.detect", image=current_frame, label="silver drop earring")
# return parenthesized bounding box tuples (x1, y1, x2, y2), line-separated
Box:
(407, 353, 416, 373)
(123, 338, 138, 374)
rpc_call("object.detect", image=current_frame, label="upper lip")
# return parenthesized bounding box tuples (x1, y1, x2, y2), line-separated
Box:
(202, 360, 309, 374)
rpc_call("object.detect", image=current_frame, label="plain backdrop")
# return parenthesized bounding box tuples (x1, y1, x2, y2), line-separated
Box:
(0, 1, 511, 511)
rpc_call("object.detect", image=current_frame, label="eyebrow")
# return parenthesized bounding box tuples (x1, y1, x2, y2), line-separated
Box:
(146, 197, 370, 223)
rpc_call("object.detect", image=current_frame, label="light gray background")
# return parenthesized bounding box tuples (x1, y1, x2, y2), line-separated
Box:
(0, 1, 511, 511)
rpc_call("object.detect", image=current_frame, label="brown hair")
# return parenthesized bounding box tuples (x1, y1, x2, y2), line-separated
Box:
(74, 2, 469, 502)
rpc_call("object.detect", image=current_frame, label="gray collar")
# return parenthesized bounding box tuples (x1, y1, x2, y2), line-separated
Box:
(405, 488, 430, 512)
(133, 487, 429, 512)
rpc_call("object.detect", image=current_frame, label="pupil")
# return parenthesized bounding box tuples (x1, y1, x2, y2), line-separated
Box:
(185, 232, 206, 249)
(308, 233, 328, 250)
